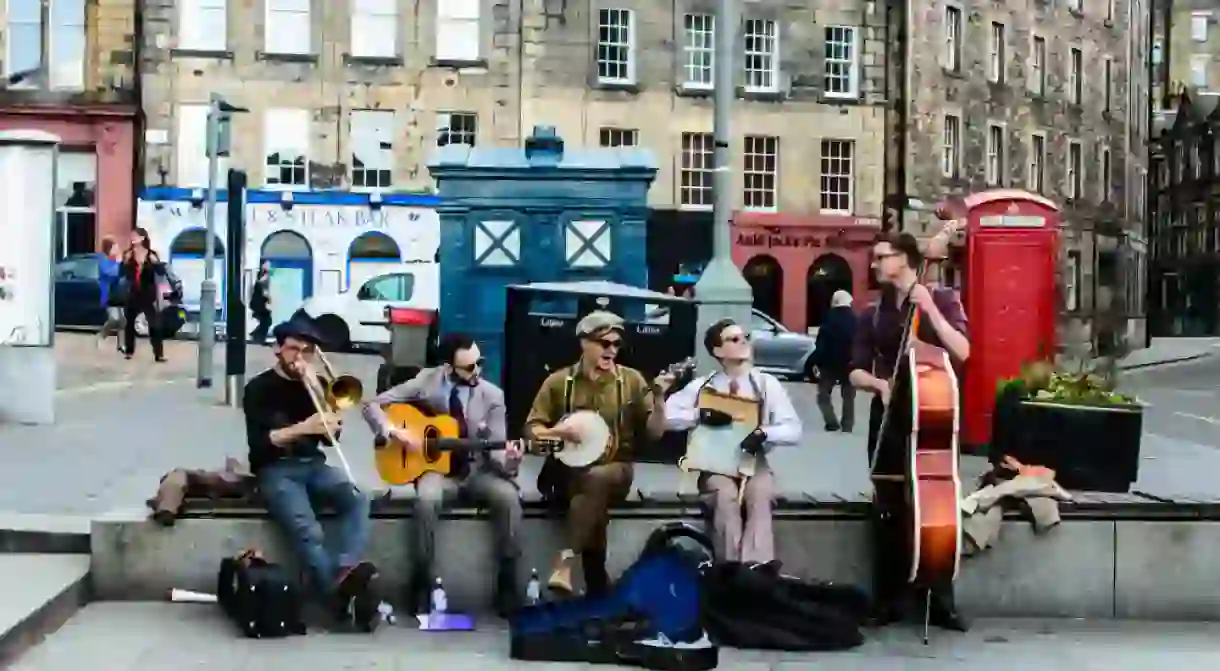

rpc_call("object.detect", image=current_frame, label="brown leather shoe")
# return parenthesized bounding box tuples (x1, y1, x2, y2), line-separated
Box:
(547, 551, 575, 595)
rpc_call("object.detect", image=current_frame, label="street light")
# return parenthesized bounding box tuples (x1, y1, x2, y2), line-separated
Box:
(197, 93, 249, 389)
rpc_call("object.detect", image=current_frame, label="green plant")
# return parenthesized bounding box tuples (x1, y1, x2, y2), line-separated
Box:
(997, 358, 1137, 407)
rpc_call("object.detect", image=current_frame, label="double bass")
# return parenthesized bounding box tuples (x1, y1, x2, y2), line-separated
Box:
(869, 220, 965, 643)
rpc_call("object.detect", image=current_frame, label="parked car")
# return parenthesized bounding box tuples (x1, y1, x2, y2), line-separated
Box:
(53, 253, 183, 338)
(300, 268, 439, 350)
(645, 305, 818, 381)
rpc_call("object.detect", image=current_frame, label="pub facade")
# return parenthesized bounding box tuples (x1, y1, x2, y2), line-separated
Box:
(1149, 92, 1220, 337)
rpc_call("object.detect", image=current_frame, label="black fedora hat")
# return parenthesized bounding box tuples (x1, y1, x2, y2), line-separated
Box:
(272, 310, 327, 346)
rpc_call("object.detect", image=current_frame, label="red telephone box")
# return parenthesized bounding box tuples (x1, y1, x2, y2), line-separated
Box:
(956, 190, 1061, 450)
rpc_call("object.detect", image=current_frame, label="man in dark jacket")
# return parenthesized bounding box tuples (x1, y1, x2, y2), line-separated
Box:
(813, 290, 857, 432)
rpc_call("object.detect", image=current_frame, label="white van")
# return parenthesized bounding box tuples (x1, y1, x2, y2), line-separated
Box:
(300, 263, 439, 349)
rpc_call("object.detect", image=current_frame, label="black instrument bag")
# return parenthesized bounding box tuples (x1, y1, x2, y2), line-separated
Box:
(216, 550, 306, 638)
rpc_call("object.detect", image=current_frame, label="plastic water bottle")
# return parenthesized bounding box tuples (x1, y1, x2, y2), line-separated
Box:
(525, 568, 541, 606)
(377, 601, 396, 625)
(430, 577, 448, 615)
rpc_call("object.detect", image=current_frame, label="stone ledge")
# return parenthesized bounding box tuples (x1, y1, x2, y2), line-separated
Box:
(92, 511, 1135, 618)
(173, 488, 1220, 522)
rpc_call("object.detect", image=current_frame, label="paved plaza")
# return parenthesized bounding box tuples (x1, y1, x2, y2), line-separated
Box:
(14, 603, 1220, 670)
(0, 334, 1217, 515)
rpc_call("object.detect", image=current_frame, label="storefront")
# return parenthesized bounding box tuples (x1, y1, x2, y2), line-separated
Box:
(0, 105, 136, 258)
(136, 188, 441, 317)
(731, 211, 880, 332)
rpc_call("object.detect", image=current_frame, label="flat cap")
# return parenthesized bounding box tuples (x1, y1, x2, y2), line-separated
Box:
(575, 310, 625, 337)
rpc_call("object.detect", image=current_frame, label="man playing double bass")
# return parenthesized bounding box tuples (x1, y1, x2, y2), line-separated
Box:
(848, 229, 970, 632)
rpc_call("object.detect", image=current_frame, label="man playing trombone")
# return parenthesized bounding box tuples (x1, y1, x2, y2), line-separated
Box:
(242, 317, 379, 628)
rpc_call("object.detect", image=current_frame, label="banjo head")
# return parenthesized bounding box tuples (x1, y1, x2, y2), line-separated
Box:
(554, 410, 611, 468)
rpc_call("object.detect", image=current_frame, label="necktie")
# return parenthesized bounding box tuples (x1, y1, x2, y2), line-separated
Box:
(728, 379, 740, 396)
(449, 385, 468, 438)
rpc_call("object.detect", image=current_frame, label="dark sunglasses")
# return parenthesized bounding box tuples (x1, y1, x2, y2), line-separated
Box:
(872, 252, 900, 263)
(454, 358, 485, 373)
(721, 333, 750, 345)
(594, 337, 623, 350)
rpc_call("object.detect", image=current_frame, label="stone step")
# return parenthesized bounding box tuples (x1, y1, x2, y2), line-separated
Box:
(0, 554, 90, 668)
(0, 514, 91, 555)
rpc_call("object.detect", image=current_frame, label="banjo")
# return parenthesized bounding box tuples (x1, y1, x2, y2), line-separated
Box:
(546, 358, 696, 468)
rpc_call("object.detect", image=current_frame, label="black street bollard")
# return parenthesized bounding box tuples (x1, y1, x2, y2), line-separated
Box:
(224, 169, 248, 407)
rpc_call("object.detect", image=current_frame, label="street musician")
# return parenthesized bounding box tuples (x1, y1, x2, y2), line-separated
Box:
(241, 318, 378, 627)
(848, 229, 970, 632)
(523, 311, 672, 597)
(663, 319, 802, 563)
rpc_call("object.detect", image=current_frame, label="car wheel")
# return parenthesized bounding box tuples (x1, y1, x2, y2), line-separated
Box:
(803, 357, 819, 383)
(313, 314, 352, 351)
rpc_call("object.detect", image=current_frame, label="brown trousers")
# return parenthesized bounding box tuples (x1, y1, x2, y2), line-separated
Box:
(566, 461, 634, 551)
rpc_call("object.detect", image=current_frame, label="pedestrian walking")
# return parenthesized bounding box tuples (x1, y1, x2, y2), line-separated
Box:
(96, 238, 126, 352)
(249, 260, 273, 343)
(120, 227, 167, 362)
(813, 290, 858, 432)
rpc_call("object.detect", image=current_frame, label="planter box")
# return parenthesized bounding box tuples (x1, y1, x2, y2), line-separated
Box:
(990, 396, 1143, 493)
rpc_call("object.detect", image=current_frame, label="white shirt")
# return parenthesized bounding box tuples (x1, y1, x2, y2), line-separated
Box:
(663, 368, 803, 451)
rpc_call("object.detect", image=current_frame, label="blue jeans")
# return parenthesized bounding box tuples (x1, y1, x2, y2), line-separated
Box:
(257, 458, 371, 596)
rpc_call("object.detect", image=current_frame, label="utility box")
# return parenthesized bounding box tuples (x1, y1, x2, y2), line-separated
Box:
(427, 125, 658, 385)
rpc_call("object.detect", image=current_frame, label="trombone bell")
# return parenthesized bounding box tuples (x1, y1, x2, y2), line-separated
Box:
(326, 375, 364, 410)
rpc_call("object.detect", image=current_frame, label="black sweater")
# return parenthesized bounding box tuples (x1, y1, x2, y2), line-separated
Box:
(243, 368, 327, 472)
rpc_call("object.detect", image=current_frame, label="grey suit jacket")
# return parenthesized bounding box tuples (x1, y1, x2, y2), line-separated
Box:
(361, 366, 517, 480)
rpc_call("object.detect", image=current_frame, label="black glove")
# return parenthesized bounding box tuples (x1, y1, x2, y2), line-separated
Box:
(698, 408, 734, 427)
(741, 429, 767, 456)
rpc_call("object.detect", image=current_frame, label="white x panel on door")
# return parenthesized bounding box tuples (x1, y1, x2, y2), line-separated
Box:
(474, 220, 520, 266)
(565, 219, 611, 268)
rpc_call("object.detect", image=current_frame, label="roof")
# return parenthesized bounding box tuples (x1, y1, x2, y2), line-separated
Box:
(507, 280, 690, 303)
(427, 126, 657, 173)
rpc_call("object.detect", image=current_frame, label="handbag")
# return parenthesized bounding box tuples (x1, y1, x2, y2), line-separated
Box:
(216, 549, 306, 638)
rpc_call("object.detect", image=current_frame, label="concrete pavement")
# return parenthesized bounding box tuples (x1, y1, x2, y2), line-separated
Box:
(13, 603, 1220, 670)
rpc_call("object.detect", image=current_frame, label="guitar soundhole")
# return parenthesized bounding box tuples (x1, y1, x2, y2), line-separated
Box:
(424, 426, 441, 463)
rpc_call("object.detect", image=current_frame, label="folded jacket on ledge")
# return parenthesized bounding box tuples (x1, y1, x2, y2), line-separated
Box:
(961, 471, 1073, 554)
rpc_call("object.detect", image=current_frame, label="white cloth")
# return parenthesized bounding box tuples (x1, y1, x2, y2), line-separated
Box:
(663, 368, 803, 451)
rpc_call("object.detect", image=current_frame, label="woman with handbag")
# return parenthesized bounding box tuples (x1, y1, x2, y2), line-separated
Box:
(120, 227, 167, 362)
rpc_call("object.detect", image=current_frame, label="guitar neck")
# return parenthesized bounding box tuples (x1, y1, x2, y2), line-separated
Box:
(428, 437, 560, 455)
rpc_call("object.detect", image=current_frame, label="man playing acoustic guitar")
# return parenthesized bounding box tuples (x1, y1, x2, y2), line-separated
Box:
(362, 333, 525, 616)
(524, 311, 672, 597)
(848, 229, 970, 632)
(663, 319, 802, 564)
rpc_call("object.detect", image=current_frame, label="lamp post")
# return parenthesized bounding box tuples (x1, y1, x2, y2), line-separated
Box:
(197, 93, 248, 389)
(692, 0, 754, 371)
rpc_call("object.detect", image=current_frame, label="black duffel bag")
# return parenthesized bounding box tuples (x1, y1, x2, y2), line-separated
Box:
(216, 549, 306, 639)
(701, 562, 867, 651)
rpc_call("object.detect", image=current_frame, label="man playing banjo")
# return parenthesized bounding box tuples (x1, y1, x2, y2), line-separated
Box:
(524, 311, 672, 597)
(663, 319, 802, 563)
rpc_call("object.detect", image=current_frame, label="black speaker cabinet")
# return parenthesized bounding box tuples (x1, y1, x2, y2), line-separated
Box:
(503, 282, 696, 463)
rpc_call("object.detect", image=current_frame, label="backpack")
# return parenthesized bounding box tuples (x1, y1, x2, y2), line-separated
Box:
(700, 562, 867, 651)
(216, 550, 306, 639)
(510, 523, 719, 670)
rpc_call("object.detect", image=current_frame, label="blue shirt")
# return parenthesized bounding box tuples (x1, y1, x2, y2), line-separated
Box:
(98, 257, 120, 307)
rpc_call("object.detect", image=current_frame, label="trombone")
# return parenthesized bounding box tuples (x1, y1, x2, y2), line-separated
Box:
(300, 347, 365, 482)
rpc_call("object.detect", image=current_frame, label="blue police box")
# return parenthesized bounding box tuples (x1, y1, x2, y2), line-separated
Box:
(427, 126, 658, 385)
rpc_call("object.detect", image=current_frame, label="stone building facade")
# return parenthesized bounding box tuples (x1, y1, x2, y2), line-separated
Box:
(1153, 0, 1220, 103)
(0, 0, 140, 256)
(138, 0, 888, 216)
(886, 0, 1152, 346)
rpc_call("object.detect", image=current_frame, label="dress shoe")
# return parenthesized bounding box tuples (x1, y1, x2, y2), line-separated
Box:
(333, 561, 380, 632)
(548, 550, 575, 595)
(494, 559, 522, 617)
(929, 596, 969, 632)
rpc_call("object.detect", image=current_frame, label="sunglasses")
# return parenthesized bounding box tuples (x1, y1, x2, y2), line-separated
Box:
(593, 337, 623, 350)
(721, 333, 750, 345)
(454, 358, 485, 374)
(872, 252, 900, 262)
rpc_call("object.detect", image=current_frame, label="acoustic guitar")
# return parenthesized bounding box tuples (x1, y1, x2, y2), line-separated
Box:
(375, 402, 563, 486)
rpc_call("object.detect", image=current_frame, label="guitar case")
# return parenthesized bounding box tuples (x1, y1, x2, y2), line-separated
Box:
(510, 522, 719, 670)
